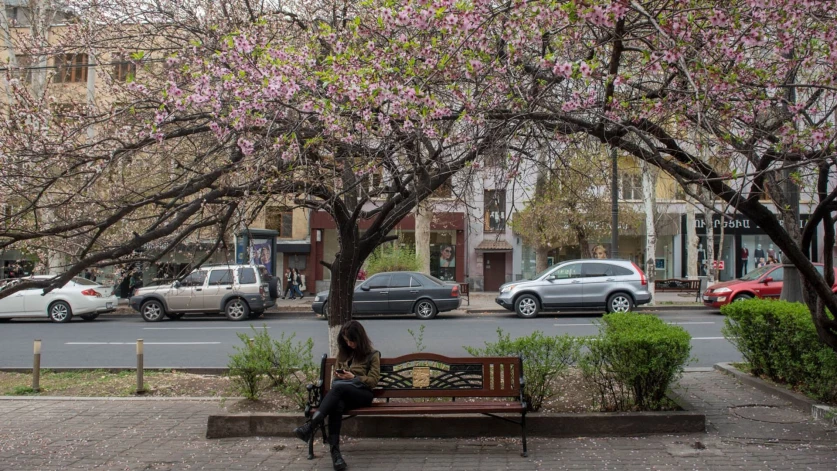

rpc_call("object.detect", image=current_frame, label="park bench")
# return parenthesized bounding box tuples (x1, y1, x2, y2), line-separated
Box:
(304, 353, 527, 458)
(654, 278, 702, 302)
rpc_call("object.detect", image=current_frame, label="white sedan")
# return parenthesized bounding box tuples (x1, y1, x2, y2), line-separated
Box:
(0, 276, 118, 322)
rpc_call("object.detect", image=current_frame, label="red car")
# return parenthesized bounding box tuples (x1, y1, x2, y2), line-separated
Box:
(702, 263, 837, 308)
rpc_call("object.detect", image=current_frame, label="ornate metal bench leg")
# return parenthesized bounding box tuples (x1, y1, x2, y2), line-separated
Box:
(521, 412, 528, 457)
(321, 421, 329, 445)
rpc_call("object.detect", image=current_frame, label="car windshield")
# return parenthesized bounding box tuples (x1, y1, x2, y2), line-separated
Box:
(739, 264, 773, 281)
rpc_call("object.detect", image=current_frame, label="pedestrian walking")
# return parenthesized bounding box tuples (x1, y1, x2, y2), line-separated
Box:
(283, 268, 295, 299)
(293, 321, 380, 470)
(292, 268, 304, 299)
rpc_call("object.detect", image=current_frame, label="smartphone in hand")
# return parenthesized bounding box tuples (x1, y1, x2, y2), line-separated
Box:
(335, 369, 346, 375)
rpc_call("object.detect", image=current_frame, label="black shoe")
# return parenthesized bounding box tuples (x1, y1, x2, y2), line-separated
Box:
(293, 412, 324, 443)
(330, 445, 347, 471)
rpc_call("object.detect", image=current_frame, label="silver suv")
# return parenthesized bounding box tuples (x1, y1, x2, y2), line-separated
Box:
(495, 259, 651, 318)
(130, 264, 275, 321)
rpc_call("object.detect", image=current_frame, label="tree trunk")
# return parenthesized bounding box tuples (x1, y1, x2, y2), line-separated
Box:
(641, 161, 657, 304)
(325, 242, 367, 356)
(703, 202, 715, 284)
(780, 174, 804, 303)
(415, 199, 432, 275)
(535, 246, 550, 273)
(686, 191, 698, 279)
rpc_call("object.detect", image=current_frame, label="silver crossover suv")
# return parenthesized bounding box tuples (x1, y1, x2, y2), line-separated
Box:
(130, 264, 275, 321)
(495, 259, 651, 318)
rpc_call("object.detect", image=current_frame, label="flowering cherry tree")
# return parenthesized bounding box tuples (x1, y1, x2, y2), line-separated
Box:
(2, 0, 837, 351)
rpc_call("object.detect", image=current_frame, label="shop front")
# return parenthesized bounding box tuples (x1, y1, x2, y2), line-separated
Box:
(308, 211, 466, 293)
(682, 213, 814, 281)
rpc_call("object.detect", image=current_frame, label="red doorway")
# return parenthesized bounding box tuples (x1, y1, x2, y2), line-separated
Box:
(483, 253, 507, 291)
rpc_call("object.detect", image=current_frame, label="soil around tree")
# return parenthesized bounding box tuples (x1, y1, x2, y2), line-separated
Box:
(0, 369, 668, 413)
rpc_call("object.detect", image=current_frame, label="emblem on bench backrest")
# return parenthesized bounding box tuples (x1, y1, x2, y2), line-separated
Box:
(379, 361, 484, 389)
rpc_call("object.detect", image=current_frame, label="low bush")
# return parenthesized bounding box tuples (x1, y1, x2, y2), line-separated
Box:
(228, 326, 316, 406)
(722, 299, 837, 402)
(366, 243, 420, 275)
(465, 328, 580, 411)
(579, 313, 692, 411)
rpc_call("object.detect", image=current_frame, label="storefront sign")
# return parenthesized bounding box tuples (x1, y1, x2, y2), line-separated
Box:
(691, 213, 810, 235)
(712, 260, 725, 270)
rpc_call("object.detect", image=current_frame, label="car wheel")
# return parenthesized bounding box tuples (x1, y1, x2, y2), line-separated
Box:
(80, 313, 99, 321)
(0, 318, 11, 322)
(248, 310, 264, 319)
(140, 300, 165, 322)
(225, 298, 250, 321)
(606, 293, 634, 313)
(515, 295, 540, 318)
(733, 293, 753, 302)
(414, 300, 438, 320)
(319, 301, 328, 319)
(268, 278, 280, 300)
(48, 301, 73, 323)
(165, 312, 185, 320)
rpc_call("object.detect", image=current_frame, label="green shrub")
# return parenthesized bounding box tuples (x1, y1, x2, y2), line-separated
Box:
(464, 328, 580, 411)
(366, 243, 420, 275)
(722, 299, 837, 402)
(579, 313, 692, 411)
(228, 326, 316, 406)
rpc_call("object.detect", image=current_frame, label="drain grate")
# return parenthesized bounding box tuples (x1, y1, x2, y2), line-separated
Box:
(729, 405, 806, 424)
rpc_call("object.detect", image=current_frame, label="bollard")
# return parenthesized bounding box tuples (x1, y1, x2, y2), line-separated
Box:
(136, 339, 145, 394)
(32, 339, 41, 392)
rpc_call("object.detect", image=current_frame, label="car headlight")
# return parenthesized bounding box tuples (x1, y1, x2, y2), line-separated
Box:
(712, 287, 732, 294)
(500, 284, 516, 293)
(314, 296, 321, 302)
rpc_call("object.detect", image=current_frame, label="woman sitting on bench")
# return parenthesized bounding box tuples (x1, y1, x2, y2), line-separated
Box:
(293, 320, 381, 470)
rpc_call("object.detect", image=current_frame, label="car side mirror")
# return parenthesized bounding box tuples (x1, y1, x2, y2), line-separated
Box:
(763, 277, 773, 284)
(173, 281, 181, 288)
(361, 285, 370, 291)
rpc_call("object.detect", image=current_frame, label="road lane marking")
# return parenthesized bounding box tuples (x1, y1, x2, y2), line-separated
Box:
(66, 342, 222, 345)
(691, 337, 727, 340)
(554, 322, 715, 326)
(143, 327, 272, 330)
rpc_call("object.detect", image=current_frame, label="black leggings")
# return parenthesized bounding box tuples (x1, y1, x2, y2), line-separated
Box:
(318, 382, 373, 446)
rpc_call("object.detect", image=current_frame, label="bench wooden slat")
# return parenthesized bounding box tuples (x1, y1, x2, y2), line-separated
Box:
(312, 402, 524, 415)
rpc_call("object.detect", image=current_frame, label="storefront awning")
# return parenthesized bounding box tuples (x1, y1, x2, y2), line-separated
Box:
(475, 239, 514, 252)
(276, 241, 311, 253)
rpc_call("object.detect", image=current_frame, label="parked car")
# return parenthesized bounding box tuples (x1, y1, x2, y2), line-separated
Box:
(130, 264, 276, 321)
(495, 259, 651, 318)
(0, 276, 117, 322)
(311, 271, 461, 319)
(702, 263, 837, 308)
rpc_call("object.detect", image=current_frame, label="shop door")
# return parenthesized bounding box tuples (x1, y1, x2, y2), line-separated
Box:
(483, 253, 506, 291)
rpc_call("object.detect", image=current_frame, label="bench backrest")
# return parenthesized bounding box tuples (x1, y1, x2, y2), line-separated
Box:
(319, 353, 522, 399)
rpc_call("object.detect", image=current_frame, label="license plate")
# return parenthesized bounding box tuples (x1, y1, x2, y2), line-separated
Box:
(106, 302, 113, 308)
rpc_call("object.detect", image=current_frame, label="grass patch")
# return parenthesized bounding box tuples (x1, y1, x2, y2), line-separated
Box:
(0, 370, 227, 397)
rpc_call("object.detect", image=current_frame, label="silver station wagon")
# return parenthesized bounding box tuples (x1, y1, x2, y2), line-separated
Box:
(130, 264, 275, 321)
(495, 259, 652, 318)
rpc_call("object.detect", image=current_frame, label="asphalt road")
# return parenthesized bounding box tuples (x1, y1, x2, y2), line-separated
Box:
(0, 309, 740, 368)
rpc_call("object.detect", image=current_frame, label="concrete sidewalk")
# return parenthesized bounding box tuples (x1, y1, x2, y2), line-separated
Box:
(1, 369, 834, 470)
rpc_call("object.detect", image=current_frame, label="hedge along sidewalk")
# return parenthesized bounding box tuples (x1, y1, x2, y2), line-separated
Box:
(715, 362, 836, 426)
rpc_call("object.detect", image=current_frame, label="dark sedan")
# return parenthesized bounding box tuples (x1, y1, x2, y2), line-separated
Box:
(311, 271, 461, 319)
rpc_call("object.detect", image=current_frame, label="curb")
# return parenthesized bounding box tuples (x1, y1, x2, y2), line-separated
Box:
(206, 410, 705, 440)
(0, 367, 229, 374)
(0, 396, 236, 401)
(714, 362, 835, 425)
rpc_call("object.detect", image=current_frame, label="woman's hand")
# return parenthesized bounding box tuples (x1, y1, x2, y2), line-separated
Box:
(336, 370, 355, 380)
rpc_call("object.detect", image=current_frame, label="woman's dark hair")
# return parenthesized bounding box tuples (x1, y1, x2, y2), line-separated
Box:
(337, 320, 374, 361)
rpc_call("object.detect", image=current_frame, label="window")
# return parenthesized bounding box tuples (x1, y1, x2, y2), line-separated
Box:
(207, 269, 233, 285)
(583, 263, 633, 277)
(483, 147, 506, 167)
(410, 276, 424, 287)
(13, 55, 32, 83)
(550, 263, 582, 279)
(365, 274, 391, 289)
(112, 54, 136, 82)
(484, 190, 506, 231)
(181, 270, 207, 287)
(765, 267, 784, 282)
(620, 173, 642, 200)
(54, 53, 88, 83)
(390, 273, 411, 288)
(265, 206, 293, 238)
(238, 268, 257, 284)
